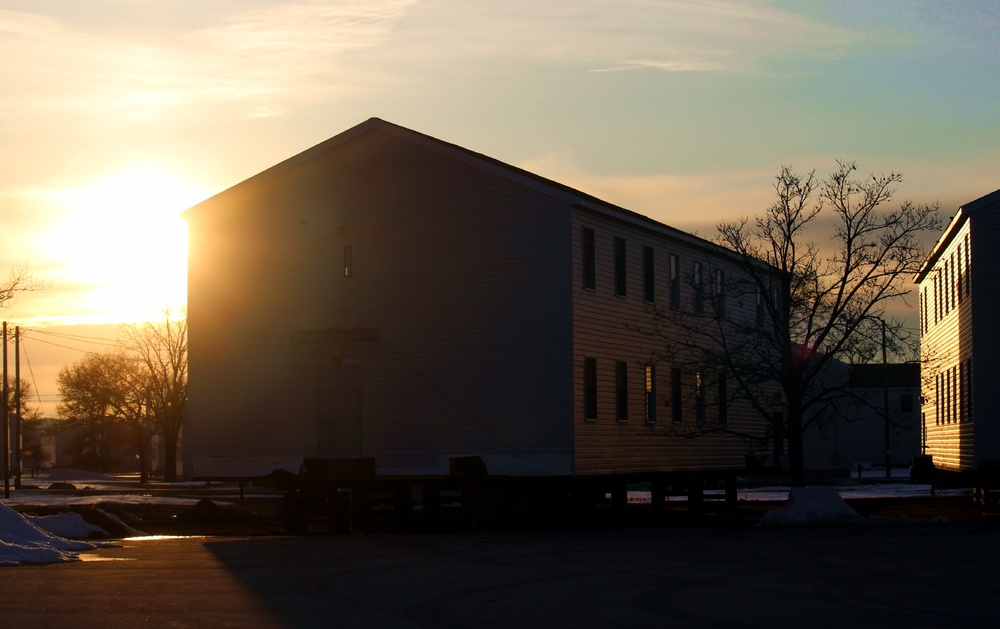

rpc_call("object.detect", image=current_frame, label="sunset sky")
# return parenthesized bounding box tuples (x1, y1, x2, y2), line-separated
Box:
(2, 0, 999, 414)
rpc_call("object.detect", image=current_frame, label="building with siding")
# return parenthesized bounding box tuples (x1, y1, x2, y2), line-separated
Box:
(182, 118, 770, 481)
(800, 362, 920, 473)
(916, 188, 1000, 472)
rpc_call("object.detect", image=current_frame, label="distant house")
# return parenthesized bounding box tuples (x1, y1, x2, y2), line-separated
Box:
(800, 362, 920, 473)
(182, 118, 770, 482)
(915, 188, 1000, 473)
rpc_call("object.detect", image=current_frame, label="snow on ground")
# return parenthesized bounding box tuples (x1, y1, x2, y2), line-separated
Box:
(0, 469, 236, 567)
(0, 503, 105, 567)
(757, 486, 864, 526)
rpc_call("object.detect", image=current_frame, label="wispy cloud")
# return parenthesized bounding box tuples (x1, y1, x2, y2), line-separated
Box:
(386, 0, 873, 75)
(0, 1, 417, 126)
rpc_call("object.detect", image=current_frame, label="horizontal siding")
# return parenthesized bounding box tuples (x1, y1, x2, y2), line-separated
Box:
(920, 219, 975, 471)
(571, 211, 766, 475)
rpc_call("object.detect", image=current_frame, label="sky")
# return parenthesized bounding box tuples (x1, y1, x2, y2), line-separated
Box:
(1, 0, 999, 415)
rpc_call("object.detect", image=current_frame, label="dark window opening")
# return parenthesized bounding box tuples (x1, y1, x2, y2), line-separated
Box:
(616, 361, 628, 421)
(670, 254, 680, 308)
(343, 245, 353, 278)
(671, 367, 682, 423)
(695, 371, 705, 423)
(645, 364, 656, 423)
(614, 237, 627, 297)
(584, 357, 597, 419)
(643, 246, 655, 302)
(693, 261, 703, 314)
(899, 393, 913, 414)
(717, 373, 728, 423)
(715, 269, 726, 318)
(583, 227, 596, 290)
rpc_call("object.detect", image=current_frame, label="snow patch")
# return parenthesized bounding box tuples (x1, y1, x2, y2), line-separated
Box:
(757, 486, 863, 527)
(0, 503, 98, 566)
(28, 512, 107, 539)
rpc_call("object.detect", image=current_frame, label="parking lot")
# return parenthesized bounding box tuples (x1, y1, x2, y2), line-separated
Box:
(2, 521, 999, 628)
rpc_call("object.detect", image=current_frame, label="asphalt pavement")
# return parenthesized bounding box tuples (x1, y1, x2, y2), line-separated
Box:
(2, 523, 999, 628)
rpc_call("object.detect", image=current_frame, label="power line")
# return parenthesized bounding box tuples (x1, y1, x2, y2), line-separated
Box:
(24, 327, 119, 347)
(18, 331, 43, 407)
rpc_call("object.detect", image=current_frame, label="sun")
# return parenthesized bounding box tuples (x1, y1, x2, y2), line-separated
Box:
(40, 169, 212, 324)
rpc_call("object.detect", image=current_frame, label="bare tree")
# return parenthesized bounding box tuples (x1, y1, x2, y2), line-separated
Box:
(646, 162, 943, 486)
(56, 353, 123, 472)
(121, 313, 187, 482)
(0, 263, 44, 309)
(107, 352, 159, 483)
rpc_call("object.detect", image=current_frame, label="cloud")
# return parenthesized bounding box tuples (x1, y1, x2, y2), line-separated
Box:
(0, 1, 417, 127)
(386, 0, 872, 75)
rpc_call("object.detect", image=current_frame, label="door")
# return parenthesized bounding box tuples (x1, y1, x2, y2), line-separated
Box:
(317, 366, 362, 457)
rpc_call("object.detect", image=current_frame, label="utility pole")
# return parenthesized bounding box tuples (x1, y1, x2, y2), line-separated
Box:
(882, 319, 891, 479)
(2, 321, 8, 499)
(13, 326, 21, 489)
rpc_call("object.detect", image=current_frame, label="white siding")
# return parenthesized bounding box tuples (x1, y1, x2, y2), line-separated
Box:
(921, 220, 974, 471)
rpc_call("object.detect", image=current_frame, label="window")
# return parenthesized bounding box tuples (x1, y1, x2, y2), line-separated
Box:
(953, 255, 959, 308)
(934, 273, 941, 323)
(959, 361, 965, 422)
(715, 269, 726, 318)
(900, 393, 914, 414)
(671, 367, 682, 423)
(584, 357, 598, 419)
(944, 257, 951, 315)
(953, 365, 960, 424)
(717, 373, 728, 423)
(967, 357, 974, 422)
(343, 245, 353, 278)
(645, 365, 656, 423)
(693, 262, 704, 314)
(945, 368, 951, 423)
(615, 361, 628, 421)
(920, 290, 927, 334)
(756, 284, 765, 328)
(935, 373, 940, 425)
(952, 253, 959, 309)
(582, 227, 596, 290)
(955, 243, 965, 304)
(643, 246, 655, 302)
(965, 233, 971, 296)
(695, 371, 705, 423)
(670, 254, 680, 308)
(614, 237, 627, 297)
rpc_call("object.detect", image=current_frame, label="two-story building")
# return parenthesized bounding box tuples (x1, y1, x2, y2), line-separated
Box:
(182, 118, 770, 486)
(916, 188, 1000, 473)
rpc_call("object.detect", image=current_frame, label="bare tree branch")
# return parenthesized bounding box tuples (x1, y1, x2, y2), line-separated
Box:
(640, 162, 943, 486)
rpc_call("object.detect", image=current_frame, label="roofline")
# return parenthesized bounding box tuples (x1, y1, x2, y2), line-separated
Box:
(181, 117, 740, 256)
(914, 187, 1000, 284)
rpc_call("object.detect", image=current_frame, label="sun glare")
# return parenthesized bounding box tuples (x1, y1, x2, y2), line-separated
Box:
(40, 170, 211, 325)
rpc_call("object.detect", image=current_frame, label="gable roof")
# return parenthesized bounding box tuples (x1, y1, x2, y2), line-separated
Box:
(182, 117, 731, 255)
(915, 187, 1000, 284)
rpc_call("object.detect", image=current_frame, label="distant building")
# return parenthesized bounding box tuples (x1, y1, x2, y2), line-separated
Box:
(915, 188, 1000, 472)
(800, 362, 920, 472)
(182, 118, 770, 481)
